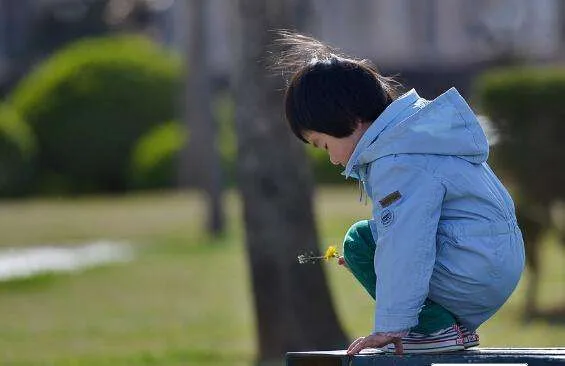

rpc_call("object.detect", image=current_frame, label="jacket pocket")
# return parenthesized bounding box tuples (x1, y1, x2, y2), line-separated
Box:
(435, 235, 505, 281)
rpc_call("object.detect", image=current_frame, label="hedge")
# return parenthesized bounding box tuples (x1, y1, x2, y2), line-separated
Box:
(129, 121, 187, 190)
(0, 104, 35, 196)
(9, 35, 182, 194)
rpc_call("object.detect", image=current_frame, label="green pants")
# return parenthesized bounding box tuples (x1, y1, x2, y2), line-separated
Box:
(342, 220, 457, 335)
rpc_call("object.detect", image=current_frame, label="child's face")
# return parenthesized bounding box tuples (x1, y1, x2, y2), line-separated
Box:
(304, 122, 370, 167)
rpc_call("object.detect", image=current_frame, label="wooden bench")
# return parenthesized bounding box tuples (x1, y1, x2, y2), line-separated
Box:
(286, 348, 565, 365)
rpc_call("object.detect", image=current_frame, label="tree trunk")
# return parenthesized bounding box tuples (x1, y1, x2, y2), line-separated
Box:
(232, 1, 348, 362)
(179, 0, 224, 235)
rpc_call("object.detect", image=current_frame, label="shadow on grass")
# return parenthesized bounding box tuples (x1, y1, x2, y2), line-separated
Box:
(0, 264, 124, 293)
(0, 272, 63, 291)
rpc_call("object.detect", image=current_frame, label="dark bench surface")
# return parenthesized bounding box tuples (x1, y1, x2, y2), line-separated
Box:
(286, 348, 565, 365)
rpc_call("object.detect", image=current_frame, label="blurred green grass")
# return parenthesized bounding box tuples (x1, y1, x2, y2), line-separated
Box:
(0, 187, 563, 365)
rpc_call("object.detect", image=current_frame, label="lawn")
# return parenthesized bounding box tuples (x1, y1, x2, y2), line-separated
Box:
(0, 187, 563, 365)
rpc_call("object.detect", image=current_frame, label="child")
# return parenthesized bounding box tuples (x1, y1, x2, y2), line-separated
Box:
(276, 33, 525, 355)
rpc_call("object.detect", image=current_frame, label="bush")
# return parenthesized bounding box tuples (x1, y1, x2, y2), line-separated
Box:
(10, 35, 182, 194)
(129, 121, 187, 190)
(473, 67, 565, 203)
(123, 85, 344, 190)
(0, 105, 35, 197)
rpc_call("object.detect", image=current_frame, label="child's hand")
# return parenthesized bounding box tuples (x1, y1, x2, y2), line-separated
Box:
(337, 256, 352, 273)
(347, 333, 403, 355)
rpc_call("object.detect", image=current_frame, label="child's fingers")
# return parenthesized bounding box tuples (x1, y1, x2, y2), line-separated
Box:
(392, 338, 404, 355)
(346, 337, 366, 354)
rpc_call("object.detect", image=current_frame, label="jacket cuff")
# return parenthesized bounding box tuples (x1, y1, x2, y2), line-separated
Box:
(374, 314, 418, 333)
(372, 330, 410, 337)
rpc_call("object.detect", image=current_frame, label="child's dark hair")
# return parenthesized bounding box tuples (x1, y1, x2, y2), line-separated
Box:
(272, 31, 399, 143)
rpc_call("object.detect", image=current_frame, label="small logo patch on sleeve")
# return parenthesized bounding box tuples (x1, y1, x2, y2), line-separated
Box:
(379, 190, 402, 208)
(381, 209, 394, 227)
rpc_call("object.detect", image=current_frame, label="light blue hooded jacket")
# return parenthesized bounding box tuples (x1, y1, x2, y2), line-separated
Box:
(344, 88, 525, 333)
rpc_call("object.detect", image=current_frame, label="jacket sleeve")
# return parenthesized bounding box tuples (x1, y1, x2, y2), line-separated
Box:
(367, 155, 445, 333)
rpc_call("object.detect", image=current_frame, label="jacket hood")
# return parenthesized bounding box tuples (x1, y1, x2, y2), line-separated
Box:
(343, 88, 489, 179)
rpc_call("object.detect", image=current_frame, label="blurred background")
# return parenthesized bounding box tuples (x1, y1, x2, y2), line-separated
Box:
(0, 0, 564, 365)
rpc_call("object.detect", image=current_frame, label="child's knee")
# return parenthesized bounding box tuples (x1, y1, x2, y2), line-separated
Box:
(343, 220, 375, 262)
(342, 239, 355, 264)
(342, 221, 378, 299)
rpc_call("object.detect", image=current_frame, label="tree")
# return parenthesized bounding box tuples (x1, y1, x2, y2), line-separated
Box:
(0, 0, 34, 96)
(232, 1, 348, 363)
(179, 0, 225, 235)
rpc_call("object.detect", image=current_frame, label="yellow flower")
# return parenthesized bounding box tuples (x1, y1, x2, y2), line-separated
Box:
(324, 245, 338, 260)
